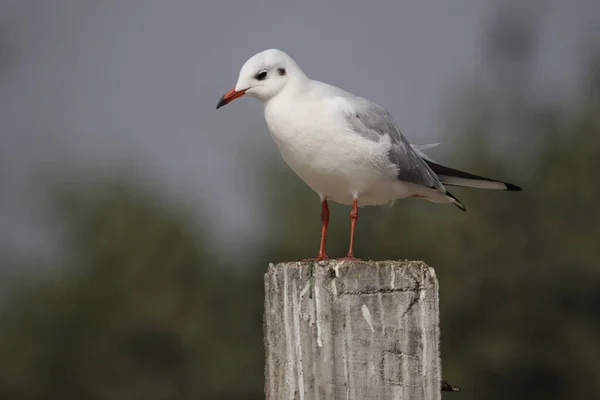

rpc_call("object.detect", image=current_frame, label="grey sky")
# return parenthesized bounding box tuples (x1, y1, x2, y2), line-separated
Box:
(0, 0, 598, 255)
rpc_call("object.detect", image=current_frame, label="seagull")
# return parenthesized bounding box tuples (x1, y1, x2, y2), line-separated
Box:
(216, 49, 521, 261)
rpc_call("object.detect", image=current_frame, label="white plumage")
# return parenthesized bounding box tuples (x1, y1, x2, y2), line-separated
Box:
(216, 48, 521, 259)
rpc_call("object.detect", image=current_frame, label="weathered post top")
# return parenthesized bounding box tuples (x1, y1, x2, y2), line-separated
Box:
(264, 260, 441, 400)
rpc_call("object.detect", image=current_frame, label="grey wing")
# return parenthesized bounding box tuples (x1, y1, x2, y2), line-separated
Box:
(343, 95, 446, 192)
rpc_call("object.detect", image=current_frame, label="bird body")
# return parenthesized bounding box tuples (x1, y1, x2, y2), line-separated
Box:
(264, 80, 410, 206)
(216, 48, 521, 259)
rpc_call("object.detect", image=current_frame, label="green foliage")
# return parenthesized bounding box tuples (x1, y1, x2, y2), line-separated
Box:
(0, 178, 265, 400)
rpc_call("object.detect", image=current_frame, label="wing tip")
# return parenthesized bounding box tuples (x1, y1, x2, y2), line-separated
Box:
(426, 159, 523, 192)
(504, 182, 523, 191)
(445, 190, 467, 212)
(453, 201, 467, 212)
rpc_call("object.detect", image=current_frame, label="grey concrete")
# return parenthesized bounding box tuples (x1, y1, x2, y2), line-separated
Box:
(264, 260, 441, 400)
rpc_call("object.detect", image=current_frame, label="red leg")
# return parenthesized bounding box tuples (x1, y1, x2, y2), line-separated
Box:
(300, 199, 329, 261)
(337, 199, 361, 261)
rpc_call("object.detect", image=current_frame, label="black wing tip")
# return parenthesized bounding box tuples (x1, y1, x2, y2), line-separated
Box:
(425, 159, 523, 192)
(504, 182, 523, 191)
(454, 201, 467, 212)
(445, 190, 467, 212)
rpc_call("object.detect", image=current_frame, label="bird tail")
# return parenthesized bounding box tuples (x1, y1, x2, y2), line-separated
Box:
(425, 160, 522, 191)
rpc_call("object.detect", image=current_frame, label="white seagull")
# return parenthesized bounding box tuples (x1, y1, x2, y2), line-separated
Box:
(216, 49, 521, 261)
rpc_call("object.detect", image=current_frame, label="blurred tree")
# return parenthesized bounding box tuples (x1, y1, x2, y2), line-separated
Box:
(484, 2, 537, 96)
(0, 176, 265, 400)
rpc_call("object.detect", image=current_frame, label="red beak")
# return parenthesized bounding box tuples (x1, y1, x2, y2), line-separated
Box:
(216, 87, 247, 109)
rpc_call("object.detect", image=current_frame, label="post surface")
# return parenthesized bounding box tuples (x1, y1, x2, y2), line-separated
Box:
(264, 260, 441, 400)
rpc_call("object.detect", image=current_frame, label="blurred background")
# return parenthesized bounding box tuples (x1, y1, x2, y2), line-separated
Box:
(0, 0, 599, 399)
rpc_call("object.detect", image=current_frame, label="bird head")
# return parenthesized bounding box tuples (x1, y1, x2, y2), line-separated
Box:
(216, 49, 305, 109)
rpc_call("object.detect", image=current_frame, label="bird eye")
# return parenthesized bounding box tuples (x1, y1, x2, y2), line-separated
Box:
(255, 71, 267, 80)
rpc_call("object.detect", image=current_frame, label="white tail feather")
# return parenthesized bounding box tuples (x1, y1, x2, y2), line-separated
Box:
(438, 176, 508, 190)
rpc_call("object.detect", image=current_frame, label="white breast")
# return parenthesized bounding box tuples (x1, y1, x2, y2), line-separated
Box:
(263, 95, 405, 206)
